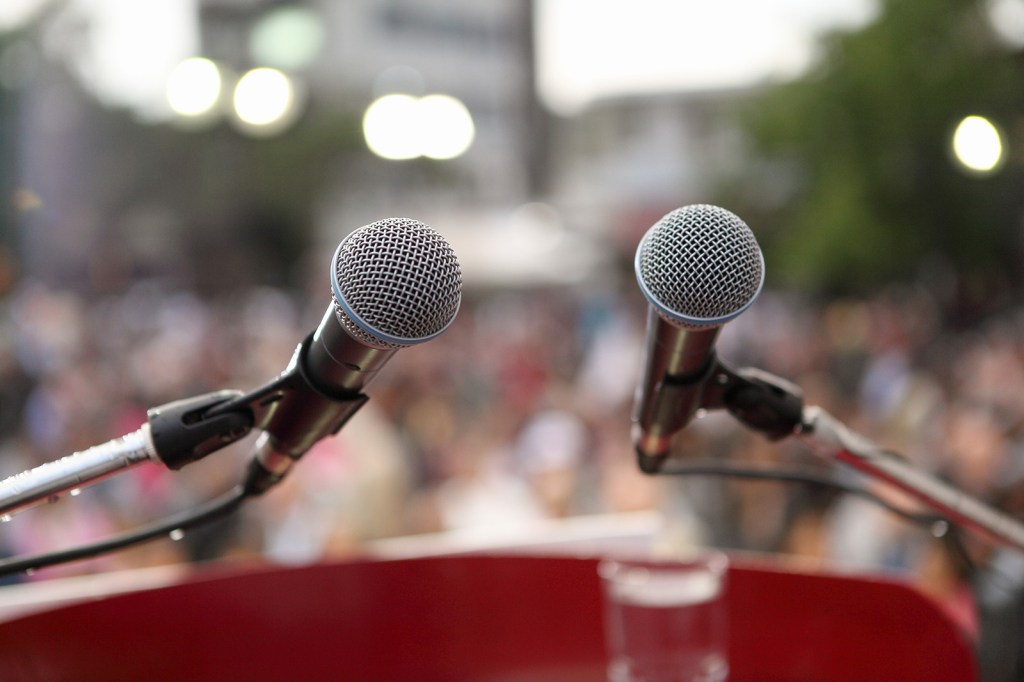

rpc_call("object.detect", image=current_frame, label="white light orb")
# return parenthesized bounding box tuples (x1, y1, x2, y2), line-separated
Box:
(166, 57, 222, 117)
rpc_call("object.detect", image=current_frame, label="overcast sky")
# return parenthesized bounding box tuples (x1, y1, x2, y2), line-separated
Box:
(0, 0, 879, 117)
(536, 0, 878, 113)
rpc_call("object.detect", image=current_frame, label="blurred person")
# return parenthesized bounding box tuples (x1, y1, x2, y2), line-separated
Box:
(256, 399, 415, 564)
(8, 287, 88, 380)
(962, 438, 1024, 682)
(431, 416, 548, 539)
(0, 321, 31, 445)
(514, 406, 590, 518)
(778, 485, 838, 565)
(653, 416, 746, 552)
(724, 435, 793, 553)
(941, 401, 1013, 500)
(592, 411, 661, 515)
(952, 323, 1024, 427)
(913, 532, 979, 641)
(573, 297, 644, 416)
(973, 551, 1024, 682)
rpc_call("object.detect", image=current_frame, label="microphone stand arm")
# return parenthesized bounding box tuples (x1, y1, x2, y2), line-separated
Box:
(0, 390, 253, 518)
(800, 405, 1024, 552)
(0, 334, 369, 516)
(702, 359, 1024, 552)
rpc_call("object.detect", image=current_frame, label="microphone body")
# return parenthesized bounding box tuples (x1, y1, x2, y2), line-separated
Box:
(631, 205, 764, 468)
(632, 312, 721, 460)
(304, 306, 396, 394)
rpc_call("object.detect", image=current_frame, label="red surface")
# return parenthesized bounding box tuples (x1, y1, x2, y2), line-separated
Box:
(0, 553, 976, 681)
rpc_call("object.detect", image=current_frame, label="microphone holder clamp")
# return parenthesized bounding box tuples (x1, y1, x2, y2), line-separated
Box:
(702, 360, 805, 441)
(203, 333, 370, 495)
(636, 359, 805, 474)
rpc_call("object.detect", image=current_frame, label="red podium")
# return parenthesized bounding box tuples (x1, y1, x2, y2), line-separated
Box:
(0, 549, 976, 681)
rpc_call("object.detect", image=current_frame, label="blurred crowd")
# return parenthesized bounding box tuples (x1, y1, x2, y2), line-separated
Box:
(0, 275, 656, 574)
(0, 265, 1023, 663)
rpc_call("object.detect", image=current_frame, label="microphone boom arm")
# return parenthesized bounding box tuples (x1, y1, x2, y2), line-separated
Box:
(0, 334, 372, 517)
(0, 390, 255, 517)
(801, 405, 1024, 552)
(0, 428, 158, 518)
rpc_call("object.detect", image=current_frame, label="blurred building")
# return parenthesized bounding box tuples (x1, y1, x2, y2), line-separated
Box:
(194, 0, 563, 288)
(2, 0, 761, 293)
(201, 0, 541, 205)
(545, 88, 754, 250)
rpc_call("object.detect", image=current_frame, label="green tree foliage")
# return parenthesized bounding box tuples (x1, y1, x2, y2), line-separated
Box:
(732, 0, 1024, 297)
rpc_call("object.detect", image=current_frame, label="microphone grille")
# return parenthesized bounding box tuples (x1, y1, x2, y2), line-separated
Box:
(332, 217, 462, 349)
(635, 204, 764, 328)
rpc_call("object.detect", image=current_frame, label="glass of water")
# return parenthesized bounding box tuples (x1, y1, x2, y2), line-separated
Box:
(599, 552, 729, 682)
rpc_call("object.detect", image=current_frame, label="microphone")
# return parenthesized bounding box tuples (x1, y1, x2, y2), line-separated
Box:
(246, 216, 463, 483)
(631, 205, 764, 471)
(305, 216, 463, 395)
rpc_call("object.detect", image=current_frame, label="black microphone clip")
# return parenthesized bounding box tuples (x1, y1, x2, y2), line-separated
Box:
(637, 359, 804, 474)
(712, 362, 804, 440)
(148, 390, 255, 470)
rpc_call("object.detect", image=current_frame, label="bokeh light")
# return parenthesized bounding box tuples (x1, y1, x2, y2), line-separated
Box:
(363, 93, 475, 161)
(166, 57, 222, 117)
(363, 94, 422, 160)
(232, 67, 295, 132)
(952, 115, 1005, 174)
(418, 95, 475, 160)
(986, 0, 1024, 49)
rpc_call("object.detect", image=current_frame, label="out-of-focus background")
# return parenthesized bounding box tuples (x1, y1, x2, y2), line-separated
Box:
(1, 0, 1024, 667)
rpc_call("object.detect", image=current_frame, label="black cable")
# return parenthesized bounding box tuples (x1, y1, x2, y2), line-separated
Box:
(657, 457, 1010, 590)
(0, 485, 251, 579)
(656, 458, 948, 528)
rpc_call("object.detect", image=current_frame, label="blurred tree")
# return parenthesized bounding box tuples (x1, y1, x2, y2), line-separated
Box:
(729, 0, 1024, 305)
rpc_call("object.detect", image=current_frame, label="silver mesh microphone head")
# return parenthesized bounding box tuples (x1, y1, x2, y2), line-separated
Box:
(331, 217, 462, 349)
(635, 204, 764, 329)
